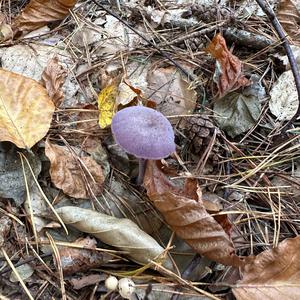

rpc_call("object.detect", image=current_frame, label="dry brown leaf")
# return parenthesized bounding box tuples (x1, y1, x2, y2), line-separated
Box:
(233, 236, 300, 300)
(55, 206, 174, 269)
(76, 104, 99, 134)
(144, 160, 245, 267)
(45, 139, 104, 199)
(115, 79, 141, 106)
(206, 34, 250, 98)
(69, 274, 106, 290)
(58, 237, 113, 275)
(145, 66, 197, 117)
(41, 57, 67, 107)
(0, 69, 54, 149)
(12, 0, 77, 36)
(76, 104, 101, 154)
(277, 0, 300, 46)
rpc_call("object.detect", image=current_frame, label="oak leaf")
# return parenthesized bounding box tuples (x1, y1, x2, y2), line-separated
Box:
(206, 34, 249, 98)
(41, 57, 67, 107)
(144, 160, 245, 267)
(0, 69, 54, 149)
(45, 139, 104, 199)
(12, 0, 77, 36)
(233, 236, 300, 300)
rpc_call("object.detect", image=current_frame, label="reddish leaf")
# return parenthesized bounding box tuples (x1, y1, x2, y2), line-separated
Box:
(58, 237, 112, 275)
(144, 160, 245, 267)
(206, 33, 250, 98)
(233, 236, 300, 299)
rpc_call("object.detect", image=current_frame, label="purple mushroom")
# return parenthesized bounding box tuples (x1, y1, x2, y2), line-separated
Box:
(111, 106, 175, 184)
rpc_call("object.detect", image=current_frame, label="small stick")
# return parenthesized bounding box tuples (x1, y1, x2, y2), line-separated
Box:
(255, 0, 300, 133)
(90, 0, 196, 81)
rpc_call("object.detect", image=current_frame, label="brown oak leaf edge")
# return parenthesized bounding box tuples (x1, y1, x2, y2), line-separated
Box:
(144, 160, 249, 268)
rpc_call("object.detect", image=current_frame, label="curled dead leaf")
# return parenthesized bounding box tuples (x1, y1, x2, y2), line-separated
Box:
(58, 237, 113, 275)
(233, 236, 300, 299)
(12, 0, 77, 36)
(45, 139, 104, 199)
(55, 206, 173, 269)
(206, 34, 249, 98)
(0, 69, 54, 148)
(144, 160, 245, 267)
(41, 57, 67, 107)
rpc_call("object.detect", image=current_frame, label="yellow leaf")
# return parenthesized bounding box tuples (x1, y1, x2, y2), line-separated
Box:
(98, 84, 117, 129)
(0, 68, 55, 149)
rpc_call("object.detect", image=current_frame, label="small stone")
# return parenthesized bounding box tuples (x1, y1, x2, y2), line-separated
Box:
(118, 278, 135, 299)
(105, 275, 119, 291)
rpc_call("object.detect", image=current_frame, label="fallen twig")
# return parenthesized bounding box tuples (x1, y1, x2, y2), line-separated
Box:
(90, 0, 196, 81)
(255, 0, 300, 133)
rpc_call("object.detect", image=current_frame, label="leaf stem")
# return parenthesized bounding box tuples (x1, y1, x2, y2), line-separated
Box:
(136, 158, 147, 186)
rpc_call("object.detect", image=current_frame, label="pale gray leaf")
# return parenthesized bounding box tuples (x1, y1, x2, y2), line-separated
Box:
(0, 142, 41, 206)
(56, 206, 173, 270)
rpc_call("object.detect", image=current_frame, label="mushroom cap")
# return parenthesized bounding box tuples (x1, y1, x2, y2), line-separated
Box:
(111, 106, 175, 159)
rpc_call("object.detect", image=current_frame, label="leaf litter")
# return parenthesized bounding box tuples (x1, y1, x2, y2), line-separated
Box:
(0, 0, 300, 299)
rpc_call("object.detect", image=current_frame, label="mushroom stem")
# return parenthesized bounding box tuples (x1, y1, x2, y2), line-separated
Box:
(136, 158, 147, 185)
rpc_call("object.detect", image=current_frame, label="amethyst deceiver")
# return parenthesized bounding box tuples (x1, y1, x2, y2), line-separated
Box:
(111, 106, 175, 184)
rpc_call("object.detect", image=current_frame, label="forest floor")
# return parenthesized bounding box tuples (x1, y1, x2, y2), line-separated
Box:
(0, 0, 300, 299)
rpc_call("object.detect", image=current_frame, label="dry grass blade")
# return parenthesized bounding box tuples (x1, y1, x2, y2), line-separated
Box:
(151, 261, 222, 300)
(19, 153, 38, 250)
(19, 152, 68, 234)
(1, 248, 34, 300)
(229, 135, 300, 186)
(0, 207, 24, 226)
(46, 232, 66, 300)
